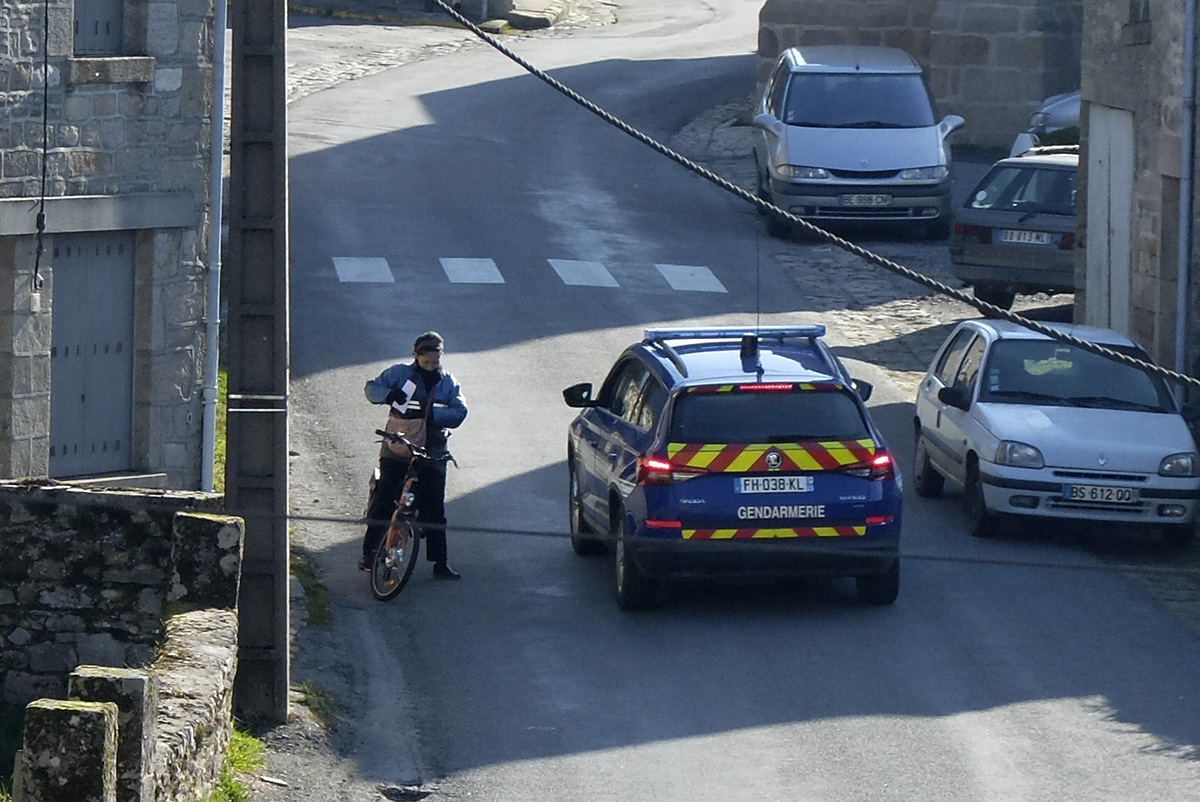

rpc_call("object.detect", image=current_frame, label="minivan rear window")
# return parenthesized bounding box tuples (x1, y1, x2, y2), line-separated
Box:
(668, 389, 871, 444)
(784, 73, 936, 129)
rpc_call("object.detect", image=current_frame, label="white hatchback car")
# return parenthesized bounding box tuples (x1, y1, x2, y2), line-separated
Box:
(913, 320, 1200, 544)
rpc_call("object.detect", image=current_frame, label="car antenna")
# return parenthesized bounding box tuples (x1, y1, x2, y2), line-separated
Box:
(740, 333, 764, 377)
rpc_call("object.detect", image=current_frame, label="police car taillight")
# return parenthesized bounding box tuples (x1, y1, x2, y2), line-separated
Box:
(842, 451, 895, 481)
(736, 383, 794, 392)
(637, 457, 706, 485)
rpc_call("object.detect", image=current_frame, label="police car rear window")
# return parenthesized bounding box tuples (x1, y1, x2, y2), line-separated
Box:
(668, 388, 871, 444)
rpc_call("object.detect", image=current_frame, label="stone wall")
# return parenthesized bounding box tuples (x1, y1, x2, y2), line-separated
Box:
(0, 482, 234, 706)
(0, 0, 217, 488)
(757, 0, 1084, 150)
(1077, 1, 1200, 375)
(12, 608, 239, 802)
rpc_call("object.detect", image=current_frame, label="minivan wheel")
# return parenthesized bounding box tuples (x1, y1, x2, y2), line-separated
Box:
(765, 211, 792, 239)
(614, 514, 657, 610)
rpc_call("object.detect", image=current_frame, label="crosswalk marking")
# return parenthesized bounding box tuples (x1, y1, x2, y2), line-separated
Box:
(655, 263, 728, 293)
(441, 257, 505, 284)
(548, 259, 619, 287)
(332, 257, 393, 283)
(329, 256, 729, 294)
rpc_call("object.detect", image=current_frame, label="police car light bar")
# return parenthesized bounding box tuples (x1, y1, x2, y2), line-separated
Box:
(644, 325, 826, 342)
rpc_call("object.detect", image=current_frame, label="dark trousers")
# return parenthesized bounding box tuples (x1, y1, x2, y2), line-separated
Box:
(363, 457, 449, 563)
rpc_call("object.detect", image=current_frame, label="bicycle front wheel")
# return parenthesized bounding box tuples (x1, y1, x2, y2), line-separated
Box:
(370, 517, 421, 601)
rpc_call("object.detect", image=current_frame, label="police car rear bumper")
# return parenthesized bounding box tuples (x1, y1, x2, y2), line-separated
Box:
(627, 537, 899, 580)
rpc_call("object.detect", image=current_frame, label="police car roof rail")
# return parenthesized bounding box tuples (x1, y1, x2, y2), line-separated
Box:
(643, 325, 827, 342)
(647, 340, 689, 378)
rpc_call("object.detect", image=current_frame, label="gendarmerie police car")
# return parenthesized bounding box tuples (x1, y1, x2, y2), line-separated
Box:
(563, 326, 903, 609)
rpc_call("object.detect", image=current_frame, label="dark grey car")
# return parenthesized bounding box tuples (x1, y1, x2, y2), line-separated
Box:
(950, 146, 1078, 309)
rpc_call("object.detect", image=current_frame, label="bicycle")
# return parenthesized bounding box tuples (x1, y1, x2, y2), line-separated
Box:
(367, 429, 454, 601)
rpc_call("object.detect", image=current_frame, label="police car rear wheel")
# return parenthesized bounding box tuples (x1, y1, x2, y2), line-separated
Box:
(569, 461, 605, 555)
(855, 560, 899, 605)
(614, 515, 657, 610)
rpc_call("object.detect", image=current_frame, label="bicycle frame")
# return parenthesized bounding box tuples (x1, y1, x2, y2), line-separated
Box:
(368, 429, 452, 601)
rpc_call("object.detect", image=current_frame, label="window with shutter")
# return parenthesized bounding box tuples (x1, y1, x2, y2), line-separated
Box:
(74, 0, 124, 56)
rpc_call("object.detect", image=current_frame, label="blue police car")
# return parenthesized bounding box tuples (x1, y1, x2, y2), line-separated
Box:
(563, 326, 903, 609)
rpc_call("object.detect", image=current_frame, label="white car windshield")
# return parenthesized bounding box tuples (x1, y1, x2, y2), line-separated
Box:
(783, 73, 937, 129)
(977, 340, 1175, 413)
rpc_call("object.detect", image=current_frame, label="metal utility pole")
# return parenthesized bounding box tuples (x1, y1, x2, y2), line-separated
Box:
(225, 0, 291, 722)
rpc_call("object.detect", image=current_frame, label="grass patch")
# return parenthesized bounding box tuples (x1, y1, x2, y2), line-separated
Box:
(213, 368, 227, 494)
(207, 728, 264, 802)
(0, 702, 22, 801)
(297, 681, 344, 729)
(290, 550, 332, 631)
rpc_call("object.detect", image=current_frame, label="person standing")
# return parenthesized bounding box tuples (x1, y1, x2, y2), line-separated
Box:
(361, 331, 468, 579)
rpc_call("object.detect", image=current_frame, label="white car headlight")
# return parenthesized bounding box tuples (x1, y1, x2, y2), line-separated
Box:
(778, 165, 829, 181)
(1160, 452, 1199, 477)
(899, 166, 949, 181)
(995, 441, 1044, 469)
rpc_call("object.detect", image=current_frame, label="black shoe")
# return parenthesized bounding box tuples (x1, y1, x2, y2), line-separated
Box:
(358, 558, 371, 573)
(432, 562, 461, 580)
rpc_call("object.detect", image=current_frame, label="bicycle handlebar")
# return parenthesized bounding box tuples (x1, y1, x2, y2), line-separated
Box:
(374, 430, 455, 464)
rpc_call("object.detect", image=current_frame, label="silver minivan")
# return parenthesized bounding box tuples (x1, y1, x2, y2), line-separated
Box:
(753, 45, 965, 239)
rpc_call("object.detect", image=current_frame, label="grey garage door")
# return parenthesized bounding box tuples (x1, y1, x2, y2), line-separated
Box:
(50, 231, 135, 477)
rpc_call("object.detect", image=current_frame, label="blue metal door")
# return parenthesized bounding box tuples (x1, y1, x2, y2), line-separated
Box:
(50, 232, 135, 477)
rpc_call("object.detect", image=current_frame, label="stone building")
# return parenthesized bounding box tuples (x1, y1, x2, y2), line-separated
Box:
(757, 0, 1084, 151)
(1078, 2, 1200, 380)
(0, 0, 217, 488)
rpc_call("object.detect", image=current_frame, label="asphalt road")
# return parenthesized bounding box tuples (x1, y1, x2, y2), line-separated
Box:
(270, 3, 1200, 800)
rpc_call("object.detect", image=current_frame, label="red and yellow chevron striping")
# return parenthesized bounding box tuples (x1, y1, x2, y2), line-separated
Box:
(666, 440, 877, 473)
(683, 526, 867, 539)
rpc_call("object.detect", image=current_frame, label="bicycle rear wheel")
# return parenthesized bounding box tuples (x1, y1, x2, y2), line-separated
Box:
(370, 517, 420, 601)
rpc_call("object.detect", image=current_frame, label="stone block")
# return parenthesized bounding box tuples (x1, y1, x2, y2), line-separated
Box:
(171, 513, 243, 608)
(69, 666, 159, 802)
(148, 4, 181, 57)
(21, 698, 118, 802)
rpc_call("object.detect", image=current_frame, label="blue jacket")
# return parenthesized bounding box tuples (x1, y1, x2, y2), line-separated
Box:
(365, 362, 468, 458)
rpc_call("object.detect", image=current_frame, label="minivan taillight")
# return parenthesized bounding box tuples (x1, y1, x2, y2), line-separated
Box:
(1058, 232, 1076, 250)
(637, 457, 707, 485)
(841, 451, 895, 481)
